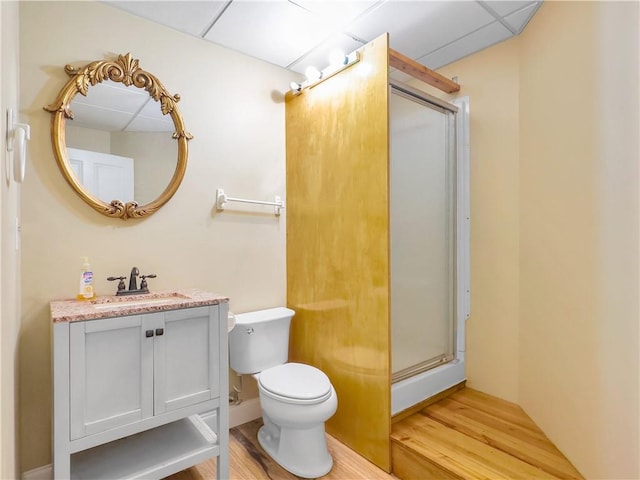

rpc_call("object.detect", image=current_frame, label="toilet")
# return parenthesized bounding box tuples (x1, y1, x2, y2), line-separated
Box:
(229, 307, 337, 478)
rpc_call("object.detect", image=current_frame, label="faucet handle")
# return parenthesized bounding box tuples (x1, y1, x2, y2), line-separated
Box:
(107, 276, 126, 291)
(140, 274, 157, 290)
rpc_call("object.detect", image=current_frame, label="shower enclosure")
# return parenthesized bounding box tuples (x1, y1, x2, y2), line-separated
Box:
(389, 82, 470, 415)
(286, 35, 469, 472)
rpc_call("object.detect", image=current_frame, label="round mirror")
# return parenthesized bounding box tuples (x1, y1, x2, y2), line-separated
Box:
(44, 53, 192, 219)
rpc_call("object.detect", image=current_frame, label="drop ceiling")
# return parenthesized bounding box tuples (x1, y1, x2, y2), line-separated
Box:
(70, 79, 175, 133)
(78, 0, 541, 132)
(105, 0, 542, 78)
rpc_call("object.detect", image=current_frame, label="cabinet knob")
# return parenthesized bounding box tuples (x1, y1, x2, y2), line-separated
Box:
(155, 328, 164, 336)
(145, 330, 154, 338)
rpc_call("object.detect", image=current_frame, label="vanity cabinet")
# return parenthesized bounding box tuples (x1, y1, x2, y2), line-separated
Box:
(51, 293, 229, 480)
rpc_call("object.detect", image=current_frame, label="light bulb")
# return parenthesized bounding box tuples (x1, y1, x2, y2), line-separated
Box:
(329, 48, 347, 67)
(304, 66, 322, 82)
(289, 81, 302, 92)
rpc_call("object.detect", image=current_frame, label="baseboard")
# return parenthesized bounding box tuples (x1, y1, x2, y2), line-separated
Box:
(200, 397, 262, 430)
(230, 397, 262, 428)
(22, 464, 52, 480)
(22, 399, 262, 480)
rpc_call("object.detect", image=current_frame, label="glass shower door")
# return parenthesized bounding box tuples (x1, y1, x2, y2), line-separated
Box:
(390, 84, 456, 383)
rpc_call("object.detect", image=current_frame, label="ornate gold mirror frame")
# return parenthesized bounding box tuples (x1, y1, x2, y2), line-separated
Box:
(44, 53, 192, 219)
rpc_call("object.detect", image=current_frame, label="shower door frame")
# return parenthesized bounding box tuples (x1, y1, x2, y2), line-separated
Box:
(389, 80, 470, 415)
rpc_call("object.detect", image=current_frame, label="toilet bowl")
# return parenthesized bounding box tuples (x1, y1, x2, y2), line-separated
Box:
(229, 308, 338, 478)
(255, 363, 337, 477)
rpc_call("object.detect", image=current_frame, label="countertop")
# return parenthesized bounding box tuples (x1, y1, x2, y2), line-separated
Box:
(50, 289, 229, 323)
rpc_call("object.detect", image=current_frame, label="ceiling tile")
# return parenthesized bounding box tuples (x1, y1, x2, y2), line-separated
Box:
(346, 1, 495, 59)
(482, 0, 536, 17)
(290, 0, 382, 29)
(102, 0, 543, 78)
(71, 81, 148, 114)
(419, 21, 512, 70)
(204, 0, 334, 67)
(127, 115, 175, 133)
(504, 2, 541, 32)
(104, 1, 228, 37)
(68, 103, 133, 132)
(288, 33, 364, 74)
(138, 99, 175, 124)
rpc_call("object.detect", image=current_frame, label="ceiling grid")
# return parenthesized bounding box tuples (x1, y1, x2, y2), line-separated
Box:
(80, 0, 542, 125)
(105, 0, 541, 75)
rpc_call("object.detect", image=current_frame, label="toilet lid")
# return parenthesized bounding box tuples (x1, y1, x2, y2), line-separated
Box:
(259, 363, 332, 401)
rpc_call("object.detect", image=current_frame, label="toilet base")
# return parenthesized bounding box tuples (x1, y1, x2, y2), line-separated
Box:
(257, 421, 333, 478)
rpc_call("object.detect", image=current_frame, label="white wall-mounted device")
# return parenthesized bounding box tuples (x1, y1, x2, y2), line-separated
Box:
(6, 108, 31, 183)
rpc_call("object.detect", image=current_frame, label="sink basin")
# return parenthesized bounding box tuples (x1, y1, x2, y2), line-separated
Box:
(91, 292, 190, 309)
(93, 297, 180, 310)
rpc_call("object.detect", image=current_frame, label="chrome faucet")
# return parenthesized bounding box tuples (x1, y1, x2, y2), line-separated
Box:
(128, 267, 139, 291)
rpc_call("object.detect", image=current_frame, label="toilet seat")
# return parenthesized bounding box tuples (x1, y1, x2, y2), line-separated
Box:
(258, 363, 332, 405)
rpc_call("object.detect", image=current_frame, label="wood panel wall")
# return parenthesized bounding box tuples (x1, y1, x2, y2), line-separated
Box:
(285, 34, 391, 471)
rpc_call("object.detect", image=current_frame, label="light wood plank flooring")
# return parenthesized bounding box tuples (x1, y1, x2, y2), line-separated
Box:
(391, 388, 584, 479)
(165, 418, 396, 480)
(167, 387, 583, 480)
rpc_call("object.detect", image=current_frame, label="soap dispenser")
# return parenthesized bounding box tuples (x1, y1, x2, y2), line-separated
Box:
(77, 256, 95, 300)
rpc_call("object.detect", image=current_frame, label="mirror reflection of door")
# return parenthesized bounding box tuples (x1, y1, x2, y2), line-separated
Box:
(65, 79, 177, 205)
(68, 147, 134, 204)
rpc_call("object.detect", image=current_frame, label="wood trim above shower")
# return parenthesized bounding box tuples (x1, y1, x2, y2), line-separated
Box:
(389, 49, 460, 94)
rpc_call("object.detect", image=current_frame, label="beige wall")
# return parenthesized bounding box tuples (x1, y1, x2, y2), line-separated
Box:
(414, 2, 638, 478)
(408, 36, 522, 402)
(111, 132, 176, 204)
(419, 38, 522, 403)
(15, 1, 640, 478)
(518, 2, 639, 478)
(66, 125, 110, 153)
(1, 1, 22, 478)
(19, 1, 291, 472)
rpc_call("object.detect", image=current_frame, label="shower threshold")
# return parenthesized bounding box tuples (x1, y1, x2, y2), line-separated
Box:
(392, 353, 454, 384)
(391, 353, 466, 416)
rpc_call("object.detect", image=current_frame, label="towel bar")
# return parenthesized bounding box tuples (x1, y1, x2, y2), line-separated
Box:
(215, 188, 284, 216)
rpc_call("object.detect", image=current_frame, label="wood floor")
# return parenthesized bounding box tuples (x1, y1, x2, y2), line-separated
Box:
(164, 418, 396, 480)
(166, 387, 583, 480)
(391, 388, 584, 479)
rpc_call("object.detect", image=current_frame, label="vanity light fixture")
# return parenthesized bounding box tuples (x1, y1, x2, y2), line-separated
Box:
(304, 66, 322, 82)
(328, 48, 348, 68)
(289, 50, 360, 95)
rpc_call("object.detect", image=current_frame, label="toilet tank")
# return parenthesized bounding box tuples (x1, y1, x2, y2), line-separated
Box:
(229, 307, 295, 374)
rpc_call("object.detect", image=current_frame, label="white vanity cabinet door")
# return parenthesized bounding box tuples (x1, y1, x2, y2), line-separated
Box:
(53, 297, 228, 480)
(154, 306, 219, 414)
(69, 314, 156, 440)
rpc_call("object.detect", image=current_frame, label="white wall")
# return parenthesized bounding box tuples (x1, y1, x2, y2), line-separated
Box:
(19, 1, 292, 472)
(1, 1, 22, 477)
